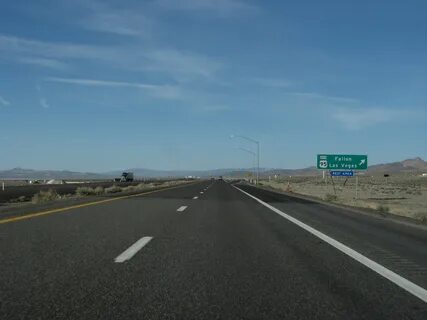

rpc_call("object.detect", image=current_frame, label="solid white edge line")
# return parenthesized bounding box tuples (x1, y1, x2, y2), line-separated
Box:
(177, 205, 188, 212)
(233, 185, 427, 303)
(114, 236, 153, 263)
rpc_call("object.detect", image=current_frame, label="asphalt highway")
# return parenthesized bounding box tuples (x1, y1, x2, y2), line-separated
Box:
(1, 180, 426, 319)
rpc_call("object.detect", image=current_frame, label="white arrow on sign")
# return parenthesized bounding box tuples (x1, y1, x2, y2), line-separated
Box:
(359, 159, 366, 166)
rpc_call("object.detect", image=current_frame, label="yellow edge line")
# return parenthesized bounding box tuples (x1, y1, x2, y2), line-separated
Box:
(0, 182, 197, 225)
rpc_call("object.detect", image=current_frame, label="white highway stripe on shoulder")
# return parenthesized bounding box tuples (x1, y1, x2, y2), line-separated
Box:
(233, 185, 427, 303)
(114, 236, 153, 263)
(177, 206, 188, 212)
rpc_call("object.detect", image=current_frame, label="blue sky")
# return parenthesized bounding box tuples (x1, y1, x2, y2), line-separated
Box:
(0, 0, 426, 172)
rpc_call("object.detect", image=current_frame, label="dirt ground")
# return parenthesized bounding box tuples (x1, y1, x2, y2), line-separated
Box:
(260, 175, 427, 221)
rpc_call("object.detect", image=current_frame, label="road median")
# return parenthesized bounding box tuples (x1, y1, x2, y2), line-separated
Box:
(0, 180, 198, 224)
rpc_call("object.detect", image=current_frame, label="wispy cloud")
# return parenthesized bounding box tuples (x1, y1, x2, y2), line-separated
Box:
(39, 98, 50, 109)
(84, 12, 150, 36)
(0, 34, 222, 81)
(45, 76, 230, 106)
(146, 49, 222, 80)
(250, 77, 292, 88)
(149, 86, 185, 100)
(332, 108, 401, 130)
(0, 95, 11, 106)
(286, 92, 359, 104)
(0, 34, 118, 61)
(46, 77, 158, 89)
(45, 77, 185, 101)
(200, 104, 230, 112)
(156, 0, 258, 17)
(79, 1, 151, 37)
(19, 57, 68, 70)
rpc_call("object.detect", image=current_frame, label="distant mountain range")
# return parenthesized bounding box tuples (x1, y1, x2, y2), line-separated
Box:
(365, 157, 427, 174)
(0, 168, 105, 180)
(0, 157, 426, 179)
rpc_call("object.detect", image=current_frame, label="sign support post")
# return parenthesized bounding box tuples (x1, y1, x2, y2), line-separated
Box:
(355, 174, 359, 200)
(330, 174, 336, 195)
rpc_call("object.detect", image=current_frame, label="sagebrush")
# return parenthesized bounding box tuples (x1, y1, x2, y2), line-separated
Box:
(32, 189, 60, 204)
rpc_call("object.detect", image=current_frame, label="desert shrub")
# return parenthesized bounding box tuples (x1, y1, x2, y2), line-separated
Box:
(122, 185, 136, 192)
(413, 213, 427, 222)
(94, 186, 104, 195)
(104, 185, 122, 194)
(32, 189, 60, 204)
(324, 194, 338, 202)
(75, 187, 96, 196)
(10, 196, 28, 203)
(134, 183, 149, 190)
(376, 204, 390, 214)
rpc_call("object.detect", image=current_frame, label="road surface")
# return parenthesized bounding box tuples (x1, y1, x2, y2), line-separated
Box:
(1, 180, 426, 319)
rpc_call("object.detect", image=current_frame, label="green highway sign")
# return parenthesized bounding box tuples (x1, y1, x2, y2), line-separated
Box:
(317, 154, 368, 170)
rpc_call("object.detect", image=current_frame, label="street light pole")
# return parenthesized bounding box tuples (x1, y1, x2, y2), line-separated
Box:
(239, 147, 256, 182)
(230, 134, 260, 185)
(257, 141, 259, 185)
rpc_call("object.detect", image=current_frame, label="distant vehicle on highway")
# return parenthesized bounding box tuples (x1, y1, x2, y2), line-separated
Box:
(120, 172, 134, 182)
(28, 180, 42, 185)
(115, 172, 134, 182)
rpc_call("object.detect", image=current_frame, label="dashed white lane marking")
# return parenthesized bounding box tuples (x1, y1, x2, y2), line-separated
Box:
(233, 185, 427, 304)
(200, 191, 204, 194)
(193, 196, 198, 199)
(114, 236, 153, 263)
(177, 206, 188, 212)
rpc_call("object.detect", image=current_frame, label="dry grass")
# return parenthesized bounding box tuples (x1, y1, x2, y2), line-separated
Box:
(376, 204, 390, 214)
(31, 189, 61, 204)
(75, 187, 97, 196)
(324, 194, 338, 202)
(10, 196, 28, 203)
(121, 185, 136, 192)
(94, 186, 104, 195)
(104, 185, 122, 194)
(260, 175, 427, 221)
